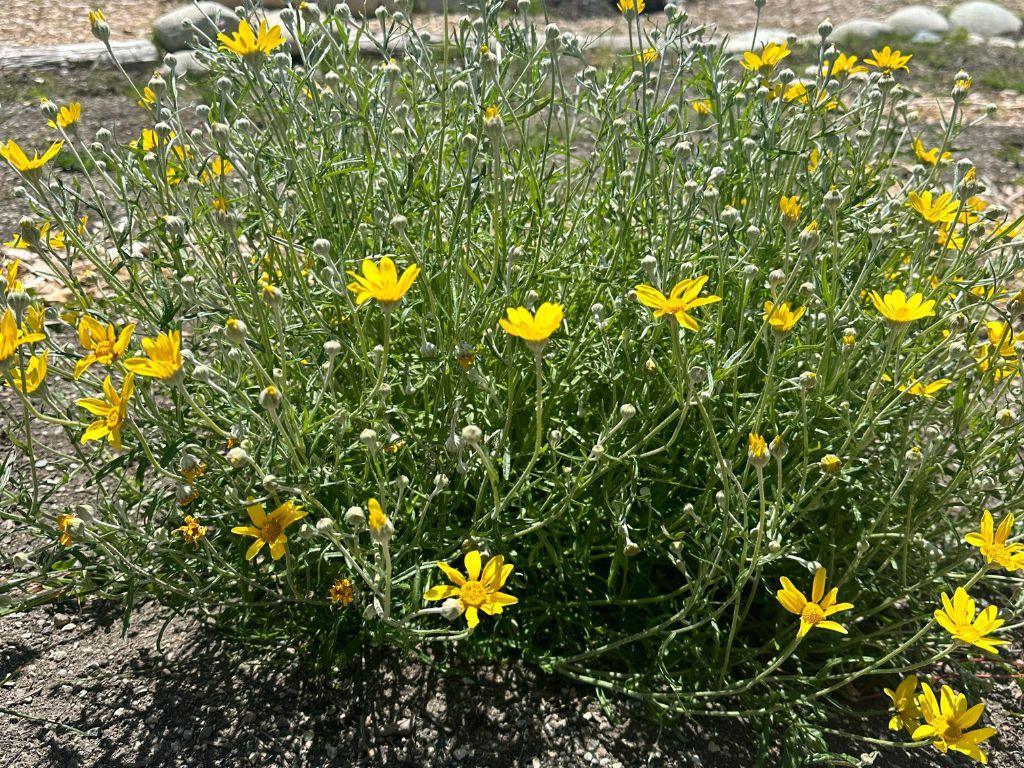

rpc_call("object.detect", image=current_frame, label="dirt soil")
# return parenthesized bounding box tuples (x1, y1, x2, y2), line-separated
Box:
(2, 46, 1024, 768)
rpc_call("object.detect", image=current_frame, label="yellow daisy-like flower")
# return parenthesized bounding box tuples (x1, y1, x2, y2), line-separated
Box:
(8, 351, 48, 394)
(74, 315, 135, 379)
(231, 500, 306, 561)
(869, 289, 936, 325)
(423, 550, 518, 629)
(763, 301, 805, 334)
(0, 139, 63, 176)
(884, 675, 921, 734)
(0, 308, 46, 363)
(368, 497, 389, 533)
(966, 510, 1024, 572)
(346, 256, 421, 311)
(88, 9, 104, 24)
(123, 330, 183, 381)
(898, 376, 952, 398)
(201, 156, 234, 183)
(56, 513, 81, 546)
(913, 138, 952, 167)
(907, 190, 959, 226)
(934, 587, 1007, 654)
(822, 53, 867, 78)
(747, 432, 768, 464)
(636, 47, 658, 64)
(912, 683, 996, 764)
(740, 41, 790, 74)
(776, 566, 854, 638)
(3, 259, 21, 292)
(635, 276, 721, 331)
(174, 515, 208, 547)
(616, 0, 644, 15)
(778, 195, 801, 222)
(47, 102, 82, 131)
(76, 373, 135, 450)
(974, 321, 1021, 379)
(864, 46, 912, 74)
(691, 99, 712, 115)
(330, 578, 355, 605)
(498, 302, 564, 349)
(218, 19, 285, 58)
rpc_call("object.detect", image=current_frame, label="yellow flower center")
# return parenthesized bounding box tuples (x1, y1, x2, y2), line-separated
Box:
(105, 410, 122, 429)
(459, 580, 488, 608)
(801, 602, 825, 625)
(94, 340, 115, 361)
(261, 518, 283, 543)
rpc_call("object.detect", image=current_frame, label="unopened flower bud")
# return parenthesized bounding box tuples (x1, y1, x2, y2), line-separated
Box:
(360, 428, 379, 452)
(345, 506, 365, 527)
(226, 446, 249, 467)
(225, 317, 247, 345)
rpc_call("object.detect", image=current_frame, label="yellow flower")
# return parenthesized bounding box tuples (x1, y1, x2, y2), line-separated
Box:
(778, 195, 801, 222)
(9, 351, 48, 394)
(869, 289, 936, 324)
(330, 578, 355, 605)
(47, 102, 82, 131)
(913, 138, 952, 167)
(691, 99, 712, 115)
(899, 377, 952, 398)
(174, 515, 208, 547)
(499, 302, 564, 348)
(934, 587, 1007, 654)
(423, 550, 518, 629)
(88, 9, 104, 24)
(820, 454, 842, 474)
(368, 498, 389, 533)
(231, 500, 306, 561)
(0, 139, 63, 176)
(975, 321, 1021, 379)
(936, 224, 965, 250)
(76, 373, 135, 450)
(635, 276, 721, 331)
(218, 19, 285, 58)
(912, 683, 996, 764)
(346, 256, 420, 310)
(616, 0, 644, 15)
(201, 156, 234, 182)
(966, 511, 1024, 572)
(776, 567, 853, 638)
(907, 190, 960, 226)
(822, 53, 867, 77)
(25, 305, 45, 334)
(763, 301, 805, 334)
(4, 259, 22, 292)
(56, 513, 81, 546)
(807, 148, 820, 172)
(740, 42, 790, 73)
(74, 315, 135, 379)
(131, 128, 173, 152)
(123, 330, 183, 381)
(864, 46, 912, 74)
(747, 432, 768, 463)
(0, 308, 46, 363)
(884, 675, 921, 734)
(636, 47, 658, 64)
(956, 75, 973, 92)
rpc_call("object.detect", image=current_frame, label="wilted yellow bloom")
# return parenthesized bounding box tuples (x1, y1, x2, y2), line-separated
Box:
(0, 308, 46, 363)
(865, 46, 911, 74)
(822, 53, 867, 77)
(776, 567, 853, 638)
(0, 139, 63, 176)
(9, 351, 48, 394)
(47, 102, 81, 131)
(934, 587, 1006, 654)
(74, 316, 135, 379)
(635, 276, 721, 331)
(174, 515, 208, 547)
(423, 550, 518, 629)
(56, 513, 81, 546)
(778, 195, 801, 222)
(330, 578, 355, 605)
(346, 256, 420, 310)
(966, 511, 1024, 571)
(124, 330, 183, 381)
(913, 138, 952, 167)
(76, 373, 135, 450)
(869, 289, 936, 325)
(884, 675, 921, 734)
(912, 684, 996, 764)
(218, 19, 285, 58)
(499, 302, 564, 348)
(231, 500, 306, 561)
(740, 42, 790, 73)
(763, 301, 805, 334)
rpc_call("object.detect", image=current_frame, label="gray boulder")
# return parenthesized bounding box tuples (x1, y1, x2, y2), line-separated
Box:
(949, 2, 1022, 37)
(886, 6, 950, 36)
(153, 2, 240, 52)
(830, 19, 892, 45)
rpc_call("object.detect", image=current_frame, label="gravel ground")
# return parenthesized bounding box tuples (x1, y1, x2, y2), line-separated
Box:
(2, 47, 1024, 768)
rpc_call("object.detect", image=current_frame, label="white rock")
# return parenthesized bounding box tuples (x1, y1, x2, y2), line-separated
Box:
(722, 28, 793, 55)
(912, 31, 944, 43)
(950, 1, 1022, 37)
(990, 35, 1017, 46)
(830, 19, 893, 45)
(886, 6, 950, 36)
